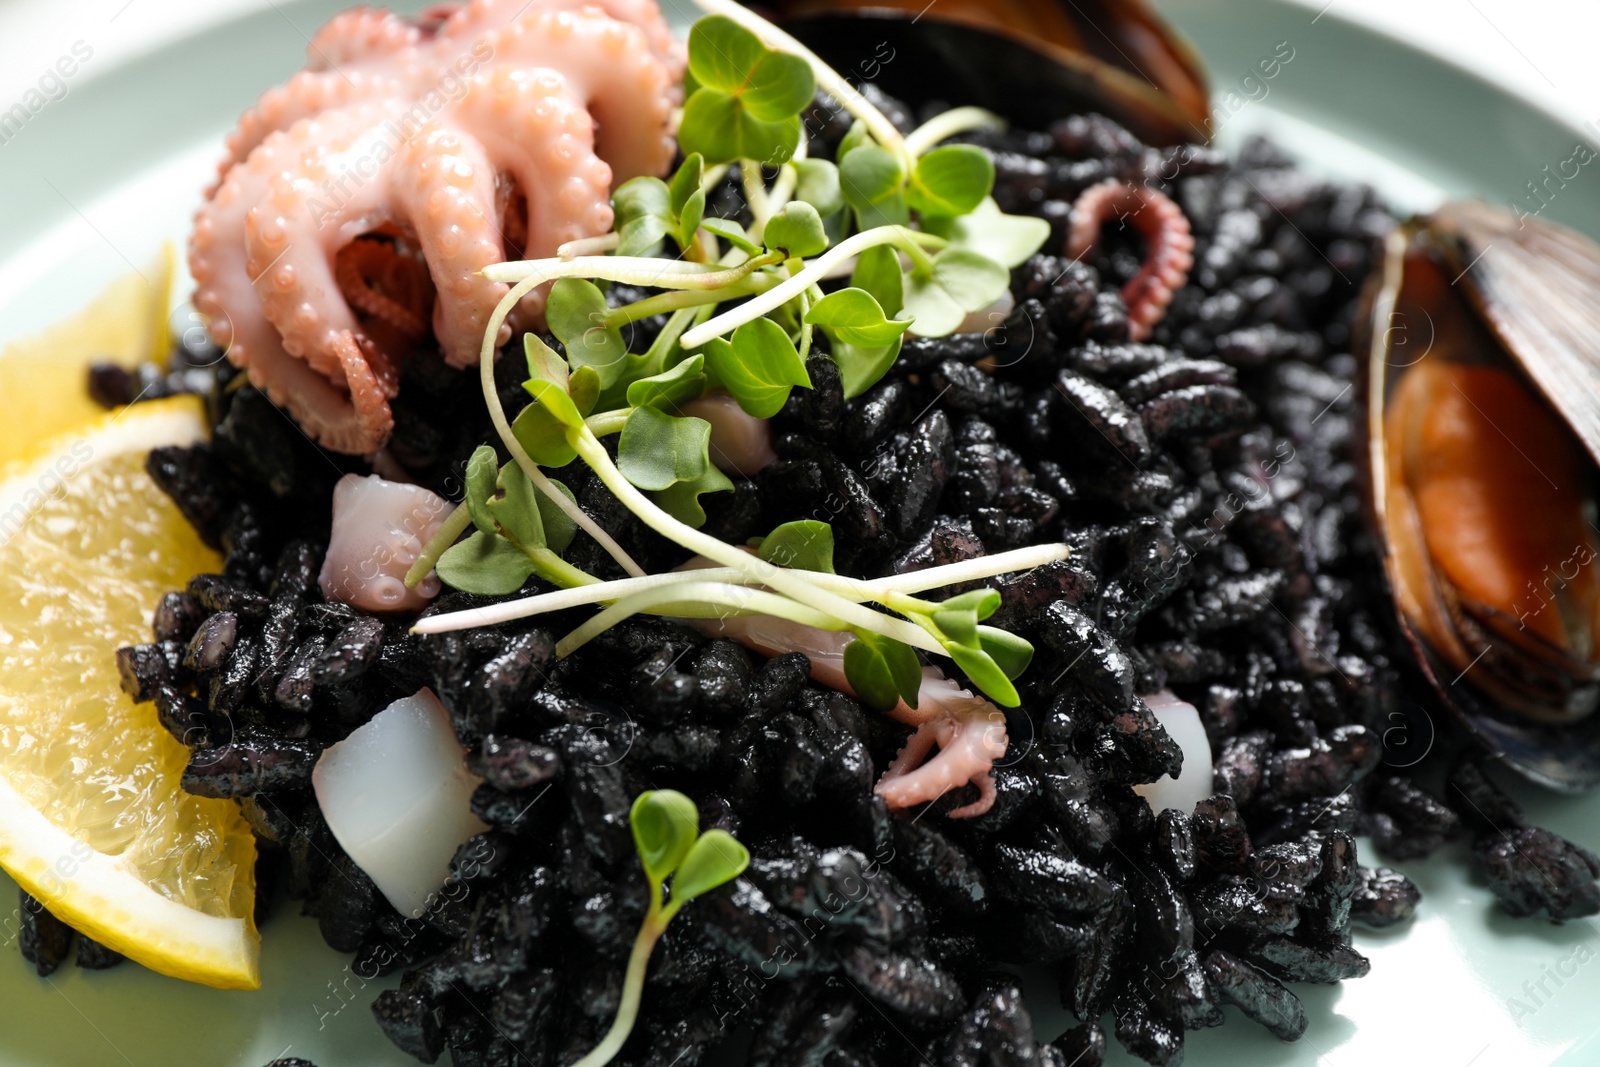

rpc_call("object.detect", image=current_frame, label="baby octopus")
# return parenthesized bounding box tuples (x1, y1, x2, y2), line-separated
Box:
(190, 0, 685, 454)
(1066, 178, 1194, 342)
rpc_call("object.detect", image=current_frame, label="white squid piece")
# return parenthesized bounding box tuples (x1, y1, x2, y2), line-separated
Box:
(1132, 689, 1214, 816)
(313, 689, 488, 918)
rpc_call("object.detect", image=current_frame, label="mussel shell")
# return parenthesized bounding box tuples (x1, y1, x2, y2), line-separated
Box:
(764, 0, 1210, 145)
(1359, 201, 1600, 792)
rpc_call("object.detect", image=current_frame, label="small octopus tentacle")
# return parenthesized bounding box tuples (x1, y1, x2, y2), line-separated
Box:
(452, 65, 614, 330)
(481, 8, 677, 183)
(304, 7, 421, 72)
(214, 70, 405, 195)
(874, 709, 1008, 819)
(388, 122, 513, 366)
(440, 0, 685, 91)
(334, 238, 434, 341)
(193, 111, 394, 452)
(1066, 178, 1195, 342)
(241, 100, 407, 383)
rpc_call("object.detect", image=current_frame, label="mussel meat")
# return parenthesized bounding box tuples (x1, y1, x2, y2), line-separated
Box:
(1361, 200, 1600, 789)
(761, 0, 1210, 144)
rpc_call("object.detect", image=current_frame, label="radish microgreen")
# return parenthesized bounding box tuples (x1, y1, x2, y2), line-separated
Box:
(571, 790, 749, 1067)
(413, 0, 1059, 711)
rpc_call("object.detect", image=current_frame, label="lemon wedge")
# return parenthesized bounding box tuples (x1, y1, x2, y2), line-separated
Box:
(0, 396, 259, 989)
(0, 246, 176, 467)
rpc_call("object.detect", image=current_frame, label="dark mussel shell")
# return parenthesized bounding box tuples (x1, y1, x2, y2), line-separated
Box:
(1359, 200, 1600, 792)
(760, 0, 1210, 145)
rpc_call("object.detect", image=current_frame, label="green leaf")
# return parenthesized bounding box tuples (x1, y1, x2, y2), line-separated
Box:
(547, 279, 630, 387)
(511, 400, 578, 468)
(922, 197, 1051, 269)
(945, 643, 1020, 707)
(837, 120, 871, 161)
(668, 154, 705, 219)
(977, 625, 1034, 680)
(839, 144, 907, 228)
(677, 188, 707, 251)
(488, 459, 545, 551)
(536, 478, 579, 554)
(626, 354, 707, 410)
(630, 790, 700, 887)
(701, 217, 762, 255)
(464, 445, 500, 537)
(757, 520, 835, 573)
(523, 377, 582, 430)
(523, 333, 568, 392)
(653, 464, 735, 527)
(762, 201, 828, 258)
(669, 829, 750, 906)
(932, 607, 979, 649)
(831, 335, 903, 401)
(613, 177, 673, 257)
(687, 17, 814, 120)
(806, 288, 913, 347)
(617, 407, 713, 491)
(701, 317, 810, 419)
(906, 144, 994, 218)
(435, 531, 536, 596)
(850, 244, 903, 319)
(794, 158, 844, 217)
(569, 365, 600, 418)
(939, 588, 1001, 620)
(843, 632, 922, 712)
(680, 91, 802, 168)
(902, 248, 1010, 337)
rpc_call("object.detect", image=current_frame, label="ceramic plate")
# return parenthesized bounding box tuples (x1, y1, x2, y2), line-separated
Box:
(0, 2, 1596, 1064)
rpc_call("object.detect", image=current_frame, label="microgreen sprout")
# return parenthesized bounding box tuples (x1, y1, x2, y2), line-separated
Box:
(417, 2, 1062, 710)
(571, 790, 749, 1067)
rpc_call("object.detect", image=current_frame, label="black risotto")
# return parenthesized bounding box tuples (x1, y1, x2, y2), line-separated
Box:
(51, 91, 1600, 1067)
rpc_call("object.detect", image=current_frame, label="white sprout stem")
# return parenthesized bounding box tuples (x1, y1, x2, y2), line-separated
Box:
(691, 0, 908, 163)
(570, 917, 661, 1067)
(557, 232, 620, 260)
(412, 542, 1071, 635)
(903, 106, 1007, 158)
(764, 135, 806, 220)
(571, 428, 942, 653)
(477, 279, 646, 578)
(681, 226, 938, 349)
(741, 159, 773, 234)
(482, 255, 740, 289)
(555, 581, 840, 657)
(701, 162, 731, 194)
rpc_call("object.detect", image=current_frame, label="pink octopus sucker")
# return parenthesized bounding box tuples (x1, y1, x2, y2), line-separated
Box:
(686, 611, 1011, 819)
(1066, 178, 1195, 342)
(190, 0, 683, 454)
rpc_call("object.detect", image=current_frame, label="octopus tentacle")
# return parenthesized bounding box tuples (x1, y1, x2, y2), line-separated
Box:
(214, 70, 406, 195)
(194, 0, 680, 453)
(305, 6, 421, 72)
(440, 0, 686, 89)
(335, 238, 434, 340)
(1066, 178, 1195, 342)
(450, 66, 614, 334)
(480, 8, 676, 182)
(388, 122, 514, 365)
(872, 670, 1009, 819)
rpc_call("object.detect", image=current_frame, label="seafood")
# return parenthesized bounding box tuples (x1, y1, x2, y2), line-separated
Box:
(689, 610, 1008, 818)
(1066, 178, 1195, 341)
(1361, 200, 1600, 789)
(190, 0, 684, 453)
(769, 0, 1209, 143)
(319, 473, 450, 613)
